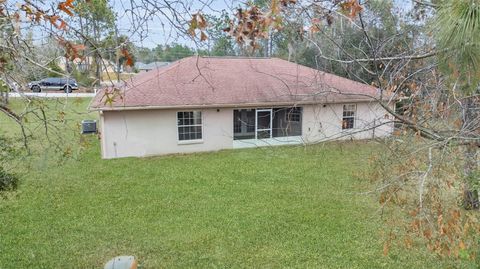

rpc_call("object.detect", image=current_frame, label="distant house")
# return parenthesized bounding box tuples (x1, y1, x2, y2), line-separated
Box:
(135, 61, 170, 72)
(90, 56, 394, 159)
(59, 56, 124, 74)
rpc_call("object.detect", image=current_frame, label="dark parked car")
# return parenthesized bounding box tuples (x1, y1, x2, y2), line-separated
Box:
(28, 77, 78, 93)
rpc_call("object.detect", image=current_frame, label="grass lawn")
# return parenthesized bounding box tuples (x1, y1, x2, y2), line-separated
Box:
(102, 72, 136, 82)
(0, 99, 476, 268)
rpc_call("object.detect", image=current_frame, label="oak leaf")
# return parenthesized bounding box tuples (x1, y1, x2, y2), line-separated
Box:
(58, 0, 75, 16)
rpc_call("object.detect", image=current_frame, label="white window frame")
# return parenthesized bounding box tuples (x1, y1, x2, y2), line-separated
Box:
(176, 111, 203, 144)
(342, 104, 356, 130)
(255, 108, 273, 139)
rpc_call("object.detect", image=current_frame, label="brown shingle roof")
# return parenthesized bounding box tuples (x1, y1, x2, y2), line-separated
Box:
(90, 56, 379, 111)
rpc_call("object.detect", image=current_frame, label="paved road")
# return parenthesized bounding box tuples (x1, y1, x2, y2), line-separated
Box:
(9, 92, 96, 98)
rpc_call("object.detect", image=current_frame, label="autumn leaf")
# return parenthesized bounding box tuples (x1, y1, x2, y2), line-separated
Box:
(102, 88, 124, 106)
(20, 4, 33, 15)
(200, 31, 208, 42)
(326, 14, 334, 25)
(58, 0, 75, 16)
(46, 15, 60, 27)
(196, 13, 207, 29)
(224, 0, 295, 47)
(188, 12, 208, 39)
(340, 0, 363, 18)
(58, 38, 85, 61)
(34, 11, 43, 22)
(281, 0, 296, 6)
(310, 18, 321, 33)
(58, 19, 67, 30)
(188, 17, 197, 37)
(271, 0, 280, 14)
(121, 48, 134, 67)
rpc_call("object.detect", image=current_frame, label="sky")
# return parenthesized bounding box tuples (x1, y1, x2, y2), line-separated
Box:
(15, 0, 234, 50)
(114, 0, 235, 48)
(112, 0, 414, 49)
(24, 0, 414, 50)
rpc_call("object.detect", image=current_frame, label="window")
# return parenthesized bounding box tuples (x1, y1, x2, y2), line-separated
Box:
(234, 119, 242, 133)
(275, 107, 302, 137)
(234, 107, 302, 140)
(177, 111, 202, 141)
(285, 107, 301, 122)
(233, 109, 256, 140)
(342, 104, 356, 129)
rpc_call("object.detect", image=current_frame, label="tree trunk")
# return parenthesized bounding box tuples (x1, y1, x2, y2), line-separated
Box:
(263, 38, 269, 57)
(287, 42, 294, 61)
(93, 19, 101, 86)
(115, 25, 120, 83)
(462, 96, 480, 209)
(95, 53, 101, 85)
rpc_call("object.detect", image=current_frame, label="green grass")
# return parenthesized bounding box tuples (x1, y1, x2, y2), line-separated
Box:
(0, 99, 476, 268)
(0, 97, 96, 170)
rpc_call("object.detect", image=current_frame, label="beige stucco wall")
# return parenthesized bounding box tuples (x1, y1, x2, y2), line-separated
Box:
(302, 101, 394, 143)
(100, 101, 394, 158)
(101, 108, 234, 158)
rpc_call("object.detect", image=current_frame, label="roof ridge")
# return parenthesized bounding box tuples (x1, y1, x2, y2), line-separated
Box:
(127, 56, 191, 84)
(201, 56, 272, 59)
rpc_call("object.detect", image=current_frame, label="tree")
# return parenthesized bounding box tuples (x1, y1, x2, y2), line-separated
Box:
(133, 46, 156, 64)
(101, 33, 135, 79)
(153, 44, 196, 62)
(205, 13, 236, 56)
(46, 61, 64, 77)
(75, 0, 115, 84)
(435, 0, 480, 208)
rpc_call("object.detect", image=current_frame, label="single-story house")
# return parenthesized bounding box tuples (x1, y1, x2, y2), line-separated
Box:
(135, 61, 170, 73)
(59, 56, 123, 73)
(90, 56, 394, 159)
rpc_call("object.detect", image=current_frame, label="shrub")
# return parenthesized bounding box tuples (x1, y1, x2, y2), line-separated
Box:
(72, 68, 96, 88)
(0, 166, 18, 192)
(47, 61, 64, 77)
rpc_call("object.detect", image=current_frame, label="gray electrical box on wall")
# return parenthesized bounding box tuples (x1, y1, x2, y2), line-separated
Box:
(81, 120, 97, 134)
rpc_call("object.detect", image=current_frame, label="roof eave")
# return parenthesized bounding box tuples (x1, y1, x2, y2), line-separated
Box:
(89, 98, 379, 112)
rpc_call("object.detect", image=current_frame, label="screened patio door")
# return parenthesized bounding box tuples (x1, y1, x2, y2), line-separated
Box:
(255, 109, 272, 139)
